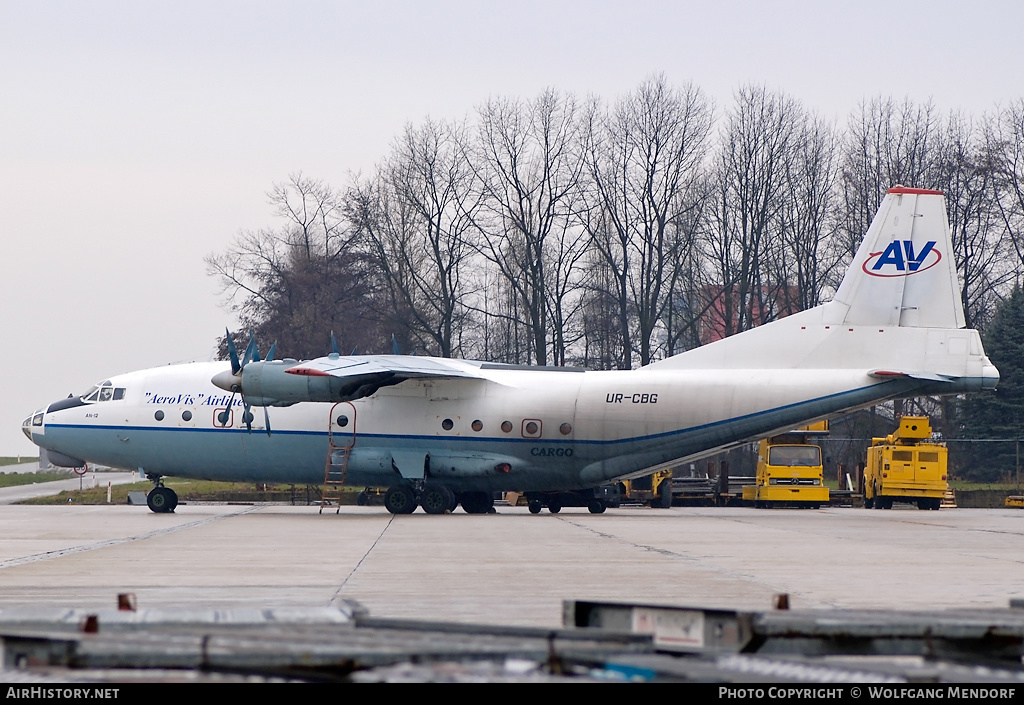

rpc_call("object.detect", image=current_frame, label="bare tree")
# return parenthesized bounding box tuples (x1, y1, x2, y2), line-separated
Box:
(703, 86, 803, 339)
(581, 76, 714, 367)
(839, 97, 940, 259)
(347, 118, 480, 357)
(987, 99, 1024, 278)
(472, 89, 589, 366)
(772, 113, 842, 313)
(206, 174, 387, 359)
(935, 112, 1010, 330)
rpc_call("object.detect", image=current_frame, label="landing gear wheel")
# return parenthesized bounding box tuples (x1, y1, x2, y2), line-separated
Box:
(147, 486, 178, 514)
(384, 485, 417, 515)
(528, 498, 543, 514)
(459, 491, 494, 514)
(420, 485, 452, 515)
(587, 499, 606, 514)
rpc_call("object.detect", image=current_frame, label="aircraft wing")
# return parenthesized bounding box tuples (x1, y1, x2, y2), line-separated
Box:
(215, 354, 487, 406)
(285, 355, 484, 381)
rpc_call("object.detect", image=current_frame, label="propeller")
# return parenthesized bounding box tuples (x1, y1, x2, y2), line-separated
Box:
(218, 328, 276, 436)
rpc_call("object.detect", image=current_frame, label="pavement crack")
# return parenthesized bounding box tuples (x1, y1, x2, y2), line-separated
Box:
(0, 506, 261, 570)
(329, 513, 395, 606)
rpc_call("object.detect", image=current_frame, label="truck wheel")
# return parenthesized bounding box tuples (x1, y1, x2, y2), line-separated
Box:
(864, 495, 873, 509)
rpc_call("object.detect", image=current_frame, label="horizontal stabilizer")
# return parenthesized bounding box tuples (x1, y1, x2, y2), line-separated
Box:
(868, 369, 954, 383)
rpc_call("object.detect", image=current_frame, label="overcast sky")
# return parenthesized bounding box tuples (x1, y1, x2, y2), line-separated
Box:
(1, 0, 1021, 455)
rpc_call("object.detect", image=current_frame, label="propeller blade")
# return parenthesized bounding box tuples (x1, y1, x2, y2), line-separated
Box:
(330, 331, 339, 355)
(266, 342, 277, 362)
(243, 332, 257, 366)
(243, 403, 253, 433)
(391, 334, 401, 355)
(226, 329, 241, 375)
(263, 405, 272, 436)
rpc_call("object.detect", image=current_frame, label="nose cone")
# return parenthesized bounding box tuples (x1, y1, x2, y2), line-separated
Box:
(212, 369, 241, 393)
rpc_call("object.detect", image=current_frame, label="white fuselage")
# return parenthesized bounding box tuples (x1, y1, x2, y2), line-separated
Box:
(26, 319, 992, 493)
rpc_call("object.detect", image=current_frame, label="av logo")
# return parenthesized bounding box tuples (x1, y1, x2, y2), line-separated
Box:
(862, 240, 942, 277)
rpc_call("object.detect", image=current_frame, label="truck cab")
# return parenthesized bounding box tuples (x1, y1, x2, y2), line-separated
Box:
(742, 421, 830, 508)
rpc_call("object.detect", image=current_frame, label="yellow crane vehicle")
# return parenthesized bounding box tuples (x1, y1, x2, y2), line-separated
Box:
(742, 421, 830, 508)
(863, 416, 947, 511)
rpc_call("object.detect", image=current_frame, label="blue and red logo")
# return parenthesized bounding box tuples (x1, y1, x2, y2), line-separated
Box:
(862, 240, 942, 277)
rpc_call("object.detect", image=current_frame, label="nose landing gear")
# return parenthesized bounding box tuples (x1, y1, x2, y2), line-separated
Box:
(146, 481, 178, 513)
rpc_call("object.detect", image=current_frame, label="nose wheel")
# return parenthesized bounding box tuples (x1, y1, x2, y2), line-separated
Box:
(147, 486, 178, 513)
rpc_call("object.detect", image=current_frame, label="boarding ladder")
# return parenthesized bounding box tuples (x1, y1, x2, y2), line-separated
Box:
(320, 402, 355, 514)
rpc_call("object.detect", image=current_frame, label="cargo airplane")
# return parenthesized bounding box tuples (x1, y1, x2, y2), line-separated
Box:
(23, 187, 998, 514)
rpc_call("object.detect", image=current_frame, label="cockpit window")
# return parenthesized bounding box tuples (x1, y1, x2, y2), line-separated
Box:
(82, 381, 125, 403)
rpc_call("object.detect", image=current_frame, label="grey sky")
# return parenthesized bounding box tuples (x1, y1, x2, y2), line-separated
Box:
(1, 0, 1020, 455)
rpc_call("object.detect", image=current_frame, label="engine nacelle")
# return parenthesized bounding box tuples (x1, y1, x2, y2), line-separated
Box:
(212, 360, 402, 406)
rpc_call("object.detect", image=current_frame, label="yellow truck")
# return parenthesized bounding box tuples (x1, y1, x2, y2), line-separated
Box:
(742, 421, 830, 508)
(863, 416, 947, 511)
(618, 470, 674, 508)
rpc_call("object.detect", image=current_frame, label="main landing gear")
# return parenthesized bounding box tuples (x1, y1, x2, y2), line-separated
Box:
(382, 484, 491, 515)
(147, 480, 178, 514)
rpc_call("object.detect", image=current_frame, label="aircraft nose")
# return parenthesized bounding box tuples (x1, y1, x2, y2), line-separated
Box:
(22, 409, 45, 443)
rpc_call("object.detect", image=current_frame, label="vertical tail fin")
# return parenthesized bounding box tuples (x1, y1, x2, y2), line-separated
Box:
(826, 187, 965, 329)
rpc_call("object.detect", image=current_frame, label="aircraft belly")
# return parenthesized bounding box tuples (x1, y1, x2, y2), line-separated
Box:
(41, 424, 328, 484)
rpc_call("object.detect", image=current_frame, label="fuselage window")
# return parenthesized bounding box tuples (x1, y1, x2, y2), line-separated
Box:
(471, 420, 483, 432)
(182, 410, 193, 422)
(501, 421, 513, 433)
(154, 410, 165, 421)
(441, 418, 454, 431)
